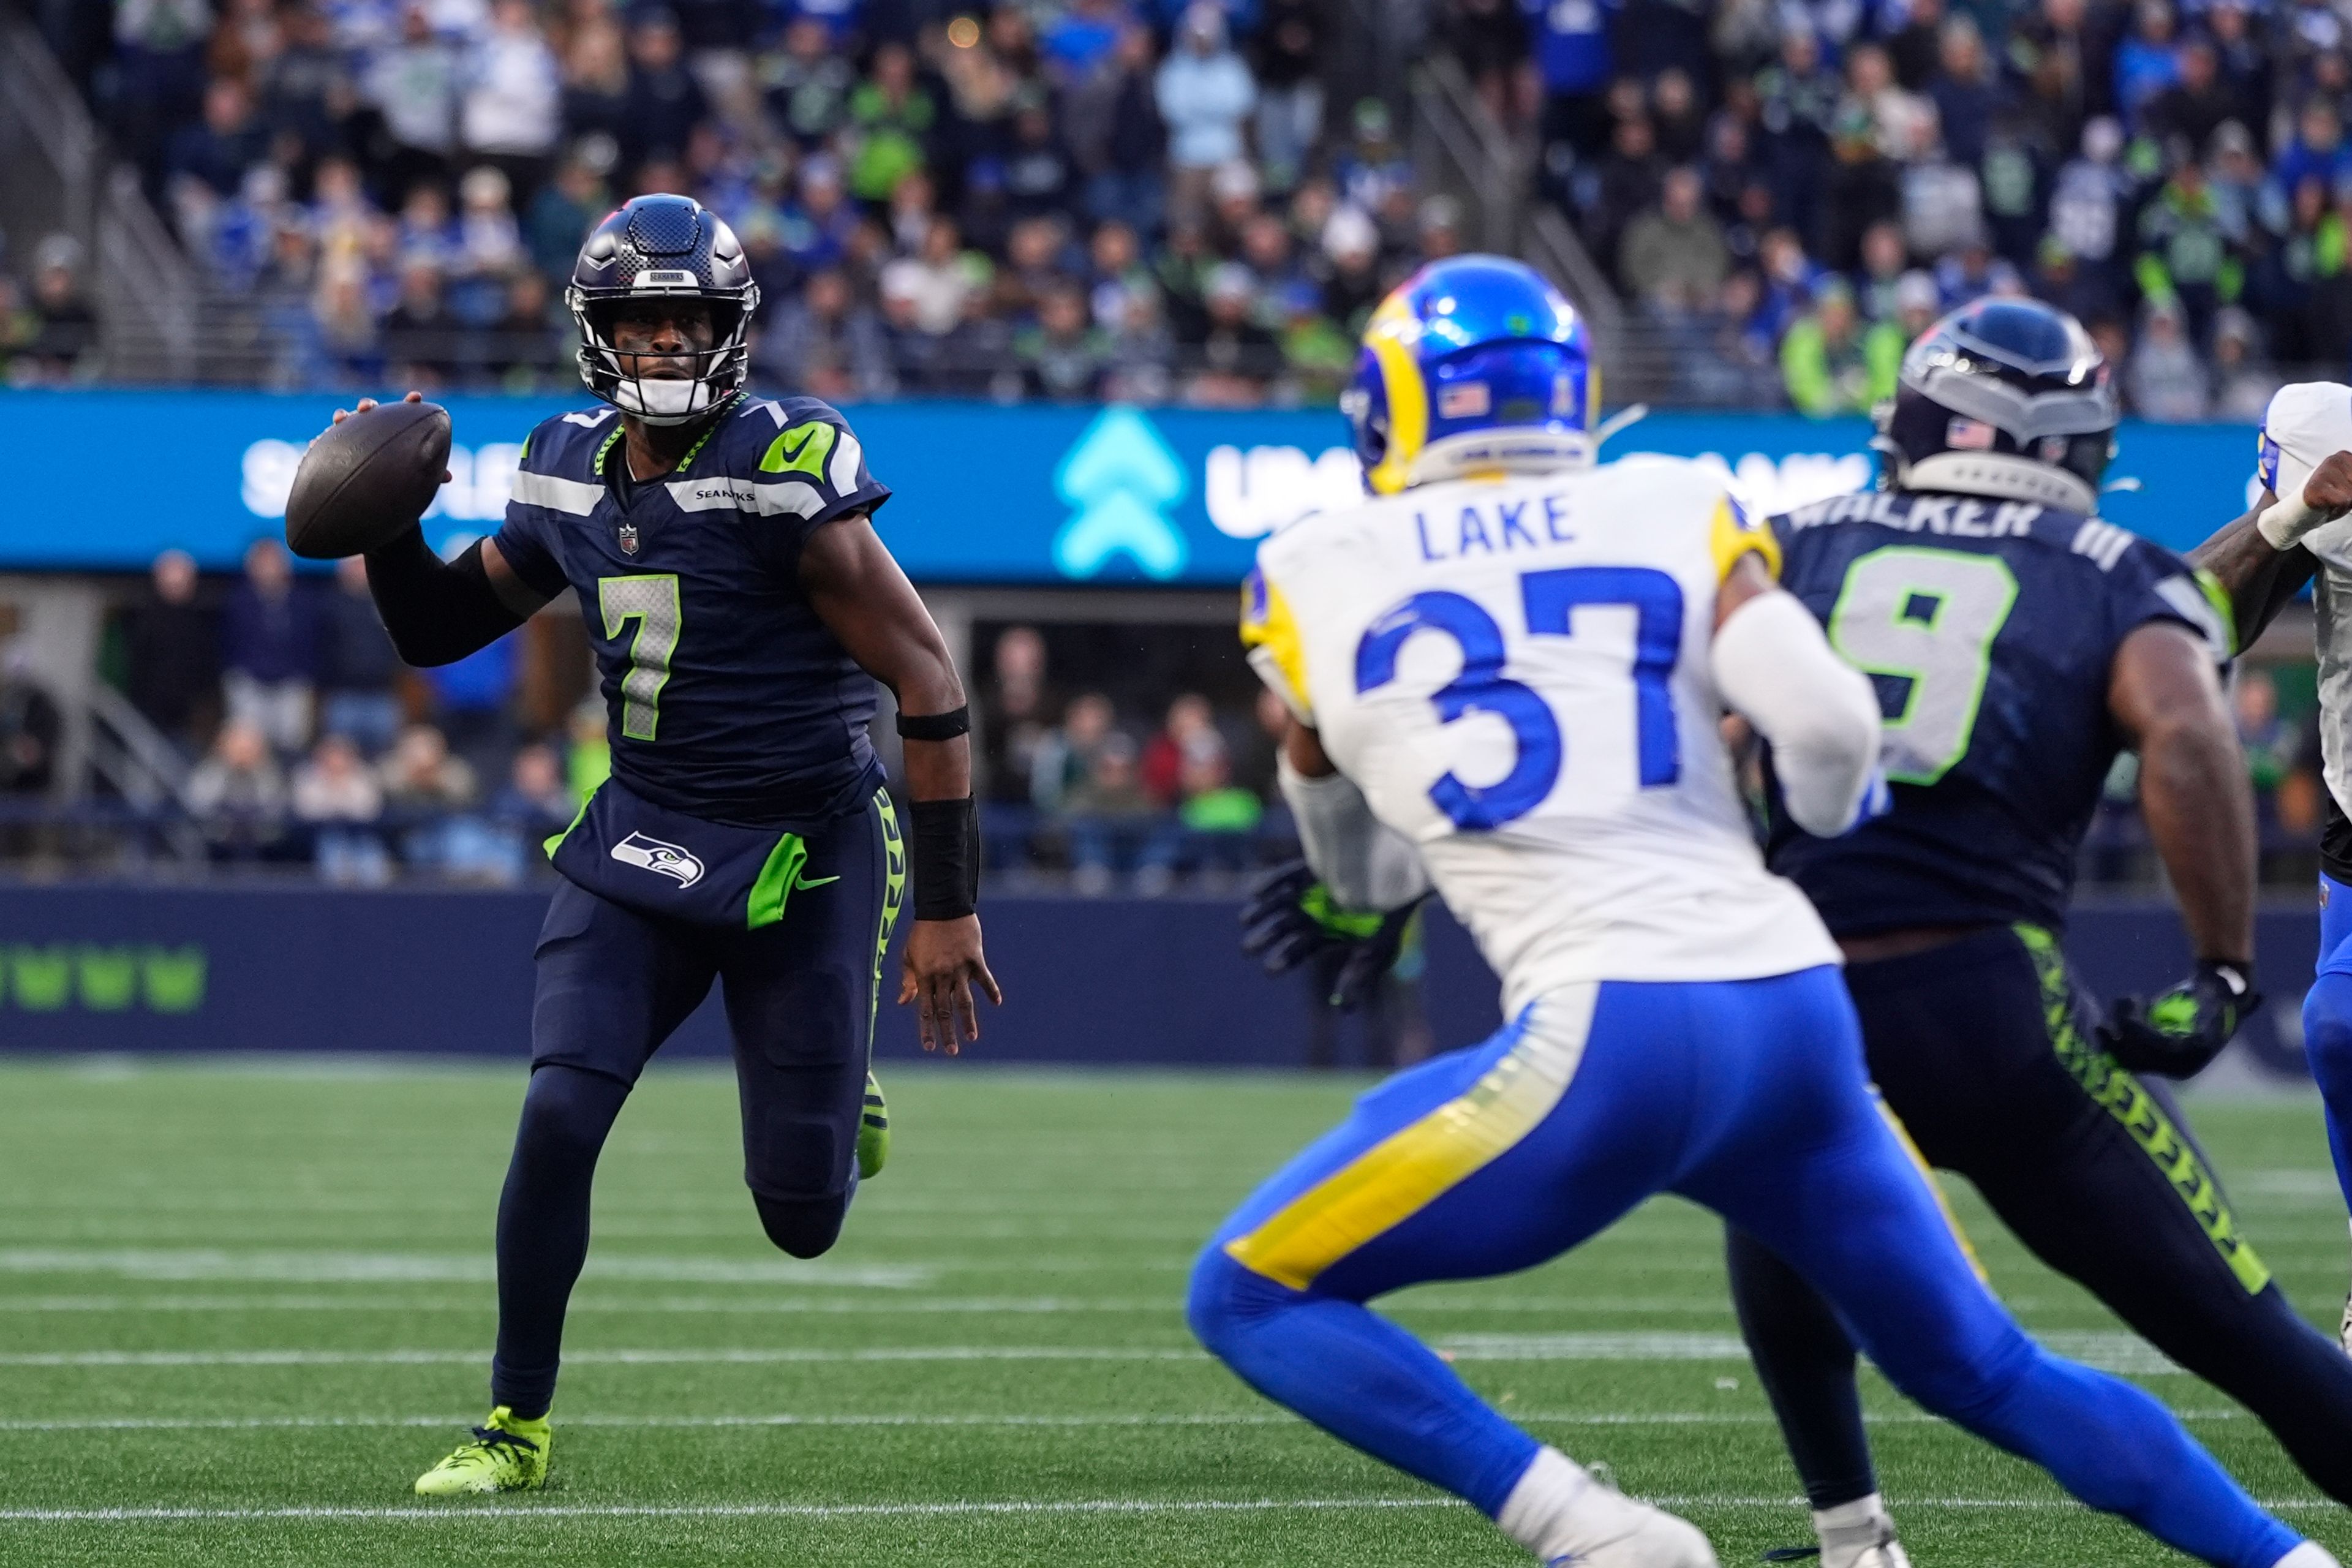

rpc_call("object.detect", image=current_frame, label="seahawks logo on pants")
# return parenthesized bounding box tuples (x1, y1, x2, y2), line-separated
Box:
(611, 831, 705, 888)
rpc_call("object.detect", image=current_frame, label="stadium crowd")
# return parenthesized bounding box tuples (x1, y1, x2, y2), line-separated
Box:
(16, 0, 1461, 404)
(10, 543, 1298, 886)
(0, 540, 2301, 888)
(1448, 0, 2352, 413)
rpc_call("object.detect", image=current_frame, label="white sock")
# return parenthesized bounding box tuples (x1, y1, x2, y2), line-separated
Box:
(1496, 1447, 1604, 1560)
(1814, 1493, 1891, 1539)
(2276, 1545, 2342, 1568)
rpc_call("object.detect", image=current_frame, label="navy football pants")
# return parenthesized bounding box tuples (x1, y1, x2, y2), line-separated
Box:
(1730, 924, 2352, 1512)
(1188, 967, 2300, 1567)
(488, 793, 902, 1416)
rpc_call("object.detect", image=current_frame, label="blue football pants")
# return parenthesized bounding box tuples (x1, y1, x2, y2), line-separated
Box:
(2303, 874, 2352, 1211)
(1188, 967, 2301, 1568)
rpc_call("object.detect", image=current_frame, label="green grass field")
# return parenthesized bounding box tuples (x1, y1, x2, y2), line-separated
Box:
(2, 1059, 2350, 1567)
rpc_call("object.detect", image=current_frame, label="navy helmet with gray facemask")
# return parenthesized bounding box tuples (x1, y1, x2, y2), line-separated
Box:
(1875, 298, 2119, 514)
(567, 194, 760, 426)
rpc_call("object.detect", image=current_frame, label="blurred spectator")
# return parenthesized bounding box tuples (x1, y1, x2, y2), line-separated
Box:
(363, 4, 462, 201)
(19, 236, 99, 383)
(2235, 666, 2295, 816)
(2133, 154, 2239, 343)
(621, 9, 709, 176)
(1142, 692, 1218, 805)
(166, 75, 265, 200)
(292, 732, 390, 884)
(319, 556, 403, 755)
(0, 647, 61, 798)
(1076, 25, 1167, 237)
(115, 0, 216, 179)
(424, 631, 519, 778)
(1186, 261, 1280, 405)
(1781, 282, 1887, 415)
(462, 0, 561, 189)
(982, 627, 1057, 805)
(1619, 165, 1730, 314)
(1528, 0, 1621, 170)
(762, 267, 889, 400)
(1252, 0, 1325, 192)
(382, 260, 462, 385)
(1032, 690, 1116, 812)
(2126, 299, 2209, 420)
(186, 718, 288, 859)
(1019, 283, 1109, 400)
(1158, 6, 1256, 217)
(2211, 307, 2280, 423)
(1060, 731, 1170, 894)
(380, 722, 478, 812)
(1177, 739, 1263, 876)
(528, 148, 608, 281)
(489, 740, 576, 859)
(762, 17, 854, 149)
(126, 549, 222, 752)
(222, 537, 319, 755)
(846, 42, 932, 205)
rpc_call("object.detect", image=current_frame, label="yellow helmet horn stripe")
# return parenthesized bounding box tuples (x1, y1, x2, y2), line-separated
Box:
(1363, 294, 1428, 497)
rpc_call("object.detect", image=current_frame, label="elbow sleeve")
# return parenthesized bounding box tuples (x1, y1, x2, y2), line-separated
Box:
(1278, 756, 1431, 911)
(363, 529, 527, 667)
(1713, 590, 1885, 837)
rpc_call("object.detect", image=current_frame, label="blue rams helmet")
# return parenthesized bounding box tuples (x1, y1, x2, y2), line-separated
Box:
(1877, 297, 2117, 513)
(567, 194, 760, 427)
(1341, 255, 1596, 496)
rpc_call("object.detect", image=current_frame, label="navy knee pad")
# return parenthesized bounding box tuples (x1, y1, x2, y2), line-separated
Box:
(753, 1191, 848, 1258)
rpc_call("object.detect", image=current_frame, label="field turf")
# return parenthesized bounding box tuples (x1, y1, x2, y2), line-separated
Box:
(2, 1058, 2350, 1566)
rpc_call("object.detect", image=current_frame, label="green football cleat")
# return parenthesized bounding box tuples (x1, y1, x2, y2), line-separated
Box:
(858, 1071, 889, 1180)
(413, 1406, 551, 1496)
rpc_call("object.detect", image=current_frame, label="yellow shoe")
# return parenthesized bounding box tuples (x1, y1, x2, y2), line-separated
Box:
(413, 1406, 551, 1496)
(858, 1071, 889, 1180)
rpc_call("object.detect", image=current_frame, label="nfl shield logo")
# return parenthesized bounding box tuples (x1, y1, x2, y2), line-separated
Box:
(617, 521, 639, 556)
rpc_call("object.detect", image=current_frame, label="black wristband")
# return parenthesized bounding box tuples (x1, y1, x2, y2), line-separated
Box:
(908, 796, 981, 920)
(895, 705, 971, 742)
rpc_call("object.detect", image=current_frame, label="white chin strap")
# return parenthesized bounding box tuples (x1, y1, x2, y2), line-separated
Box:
(612, 376, 718, 425)
(1898, 451, 2098, 513)
(1406, 428, 1593, 488)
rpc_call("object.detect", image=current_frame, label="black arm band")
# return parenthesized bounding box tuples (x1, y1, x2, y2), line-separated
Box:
(895, 705, 971, 742)
(362, 527, 529, 668)
(908, 796, 981, 921)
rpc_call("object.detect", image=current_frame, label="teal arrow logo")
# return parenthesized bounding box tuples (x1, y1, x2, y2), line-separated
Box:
(1052, 407, 1189, 580)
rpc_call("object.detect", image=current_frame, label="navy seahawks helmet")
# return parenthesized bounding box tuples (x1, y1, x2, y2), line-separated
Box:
(1877, 298, 2117, 513)
(567, 194, 759, 426)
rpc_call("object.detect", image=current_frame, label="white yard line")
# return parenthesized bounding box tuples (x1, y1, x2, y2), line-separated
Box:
(0, 1330, 2196, 1372)
(0, 1250, 932, 1288)
(0, 1408, 2253, 1434)
(0, 1292, 1747, 1317)
(1, 1492, 2337, 1525)
(0, 1347, 1212, 1367)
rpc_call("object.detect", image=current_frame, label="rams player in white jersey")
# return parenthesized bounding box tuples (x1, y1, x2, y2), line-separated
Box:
(2192, 384, 2352, 1344)
(1183, 257, 2331, 1568)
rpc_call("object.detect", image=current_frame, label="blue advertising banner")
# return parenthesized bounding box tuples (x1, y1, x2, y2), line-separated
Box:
(0, 881, 2319, 1073)
(0, 391, 2265, 581)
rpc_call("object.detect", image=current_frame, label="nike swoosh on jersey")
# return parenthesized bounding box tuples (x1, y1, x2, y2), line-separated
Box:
(792, 872, 842, 890)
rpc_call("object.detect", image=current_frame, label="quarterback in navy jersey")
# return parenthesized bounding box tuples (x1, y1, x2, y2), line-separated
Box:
(1725, 301, 2352, 1567)
(318, 195, 1000, 1496)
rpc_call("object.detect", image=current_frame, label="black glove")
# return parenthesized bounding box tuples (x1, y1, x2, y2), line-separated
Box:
(2100, 960, 2262, 1079)
(1240, 859, 1422, 1012)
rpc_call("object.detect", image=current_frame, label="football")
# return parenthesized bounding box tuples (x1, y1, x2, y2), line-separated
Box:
(284, 398, 452, 559)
